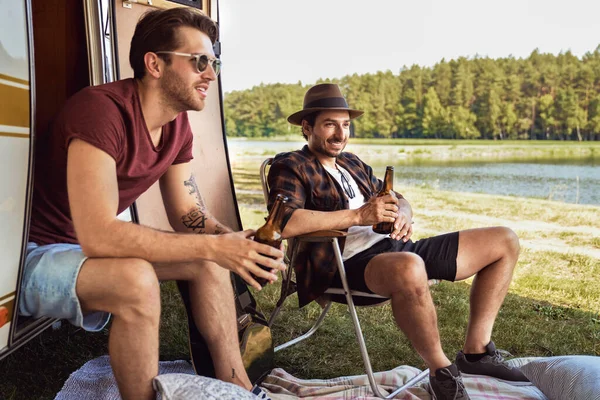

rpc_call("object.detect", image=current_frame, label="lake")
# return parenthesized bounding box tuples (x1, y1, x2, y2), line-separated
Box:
(227, 139, 600, 206)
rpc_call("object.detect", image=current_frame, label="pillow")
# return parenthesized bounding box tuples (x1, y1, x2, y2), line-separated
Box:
(153, 373, 258, 400)
(520, 356, 600, 400)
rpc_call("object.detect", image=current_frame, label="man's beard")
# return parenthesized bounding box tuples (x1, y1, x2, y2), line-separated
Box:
(314, 139, 346, 158)
(160, 70, 203, 113)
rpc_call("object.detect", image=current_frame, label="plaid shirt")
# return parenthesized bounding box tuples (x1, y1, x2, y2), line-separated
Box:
(267, 145, 401, 307)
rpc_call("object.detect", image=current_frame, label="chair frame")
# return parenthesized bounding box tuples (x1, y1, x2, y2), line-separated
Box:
(260, 158, 429, 398)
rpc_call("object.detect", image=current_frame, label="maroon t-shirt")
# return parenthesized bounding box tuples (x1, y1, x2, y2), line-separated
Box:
(29, 78, 194, 245)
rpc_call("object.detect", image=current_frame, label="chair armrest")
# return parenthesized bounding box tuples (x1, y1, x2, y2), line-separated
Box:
(291, 230, 347, 243)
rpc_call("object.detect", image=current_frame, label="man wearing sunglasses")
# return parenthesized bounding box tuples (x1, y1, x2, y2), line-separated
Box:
(22, 7, 282, 400)
(267, 83, 528, 400)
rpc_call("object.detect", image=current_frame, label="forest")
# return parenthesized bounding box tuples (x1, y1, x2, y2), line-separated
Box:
(224, 47, 600, 140)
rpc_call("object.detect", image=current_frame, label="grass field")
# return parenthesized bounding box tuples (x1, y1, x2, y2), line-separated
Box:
(1, 142, 598, 399)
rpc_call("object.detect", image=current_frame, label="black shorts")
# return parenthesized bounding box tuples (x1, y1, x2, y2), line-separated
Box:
(330, 231, 459, 294)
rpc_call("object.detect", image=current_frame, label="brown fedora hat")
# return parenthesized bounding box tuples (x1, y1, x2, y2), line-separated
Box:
(287, 83, 364, 126)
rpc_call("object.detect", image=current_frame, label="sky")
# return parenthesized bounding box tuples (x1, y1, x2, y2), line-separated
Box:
(218, 0, 600, 93)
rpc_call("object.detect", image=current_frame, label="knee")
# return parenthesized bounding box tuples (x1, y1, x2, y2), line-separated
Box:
(499, 227, 520, 259)
(387, 254, 429, 298)
(191, 260, 230, 284)
(115, 259, 160, 323)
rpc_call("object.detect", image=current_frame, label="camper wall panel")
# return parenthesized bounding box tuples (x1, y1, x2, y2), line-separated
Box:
(0, 296, 16, 351)
(0, 81, 29, 129)
(0, 0, 31, 353)
(0, 138, 30, 297)
(0, 319, 11, 355)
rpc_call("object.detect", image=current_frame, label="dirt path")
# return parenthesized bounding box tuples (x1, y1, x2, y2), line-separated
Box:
(418, 209, 600, 259)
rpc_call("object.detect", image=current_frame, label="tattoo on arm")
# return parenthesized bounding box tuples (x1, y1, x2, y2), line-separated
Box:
(182, 174, 208, 233)
(183, 174, 206, 210)
(231, 368, 236, 379)
(182, 174, 232, 235)
(181, 207, 207, 232)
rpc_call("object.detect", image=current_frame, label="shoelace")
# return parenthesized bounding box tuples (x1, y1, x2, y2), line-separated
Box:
(436, 368, 467, 400)
(490, 349, 513, 365)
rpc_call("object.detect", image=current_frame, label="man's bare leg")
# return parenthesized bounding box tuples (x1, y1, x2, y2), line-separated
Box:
(155, 262, 252, 389)
(365, 252, 451, 373)
(77, 258, 161, 400)
(454, 227, 520, 353)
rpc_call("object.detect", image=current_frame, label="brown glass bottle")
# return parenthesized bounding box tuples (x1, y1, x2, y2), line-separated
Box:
(372, 166, 395, 234)
(252, 194, 288, 286)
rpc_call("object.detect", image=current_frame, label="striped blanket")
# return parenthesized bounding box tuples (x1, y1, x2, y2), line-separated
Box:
(261, 360, 548, 400)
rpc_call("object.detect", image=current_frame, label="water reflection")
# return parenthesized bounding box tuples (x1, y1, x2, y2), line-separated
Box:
(227, 140, 599, 206)
(369, 160, 599, 205)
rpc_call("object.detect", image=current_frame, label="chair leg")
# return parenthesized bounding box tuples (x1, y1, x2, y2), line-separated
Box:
(267, 299, 285, 328)
(331, 239, 427, 398)
(386, 369, 430, 398)
(268, 239, 301, 328)
(331, 239, 387, 398)
(271, 238, 332, 353)
(268, 269, 294, 327)
(274, 301, 332, 352)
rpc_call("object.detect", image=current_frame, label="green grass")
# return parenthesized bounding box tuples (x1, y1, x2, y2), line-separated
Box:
(1, 149, 599, 399)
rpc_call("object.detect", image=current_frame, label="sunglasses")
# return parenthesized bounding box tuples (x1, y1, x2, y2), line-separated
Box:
(155, 51, 222, 76)
(337, 167, 356, 199)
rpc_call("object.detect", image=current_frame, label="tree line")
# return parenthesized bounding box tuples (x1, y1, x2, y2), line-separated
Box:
(224, 47, 600, 140)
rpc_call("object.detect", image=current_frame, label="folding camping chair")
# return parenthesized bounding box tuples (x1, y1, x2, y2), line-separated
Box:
(259, 158, 431, 399)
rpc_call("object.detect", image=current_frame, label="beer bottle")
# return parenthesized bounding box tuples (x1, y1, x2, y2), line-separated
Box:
(253, 194, 288, 286)
(372, 166, 395, 234)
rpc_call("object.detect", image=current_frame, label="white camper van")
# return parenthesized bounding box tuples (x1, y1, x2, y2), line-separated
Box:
(0, 0, 240, 361)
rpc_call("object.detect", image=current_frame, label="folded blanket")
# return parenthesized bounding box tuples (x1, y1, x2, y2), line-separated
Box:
(153, 374, 258, 400)
(262, 366, 429, 399)
(261, 359, 548, 400)
(55, 355, 195, 400)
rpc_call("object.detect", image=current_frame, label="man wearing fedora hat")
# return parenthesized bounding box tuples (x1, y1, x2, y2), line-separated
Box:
(266, 83, 528, 400)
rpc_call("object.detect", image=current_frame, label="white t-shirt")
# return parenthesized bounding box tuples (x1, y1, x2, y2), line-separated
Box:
(324, 164, 387, 260)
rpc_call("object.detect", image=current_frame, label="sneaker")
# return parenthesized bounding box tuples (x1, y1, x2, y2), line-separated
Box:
(251, 385, 272, 400)
(429, 364, 470, 400)
(455, 341, 530, 384)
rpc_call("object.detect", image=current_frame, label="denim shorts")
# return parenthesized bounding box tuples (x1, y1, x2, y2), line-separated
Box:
(19, 242, 111, 332)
